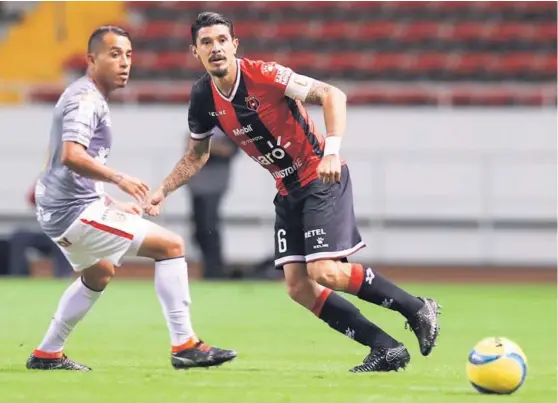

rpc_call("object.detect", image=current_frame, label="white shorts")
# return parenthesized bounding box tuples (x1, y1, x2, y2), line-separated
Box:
(51, 198, 148, 272)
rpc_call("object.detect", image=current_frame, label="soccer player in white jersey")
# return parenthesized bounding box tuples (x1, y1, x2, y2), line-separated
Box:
(27, 26, 236, 371)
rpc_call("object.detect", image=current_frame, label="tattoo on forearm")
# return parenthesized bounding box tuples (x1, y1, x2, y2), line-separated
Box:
(162, 138, 210, 196)
(305, 81, 331, 105)
(112, 173, 123, 184)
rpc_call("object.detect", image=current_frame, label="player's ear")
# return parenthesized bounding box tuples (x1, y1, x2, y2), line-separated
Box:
(232, 37, 239, 55)
(190, 45, 199, 60)
(86, 52, 95, 67)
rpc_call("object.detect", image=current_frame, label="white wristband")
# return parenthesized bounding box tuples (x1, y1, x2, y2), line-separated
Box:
(323, 136, 342, 156)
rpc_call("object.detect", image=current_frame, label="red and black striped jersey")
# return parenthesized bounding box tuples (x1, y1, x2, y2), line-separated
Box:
(188, 58, 325, 196)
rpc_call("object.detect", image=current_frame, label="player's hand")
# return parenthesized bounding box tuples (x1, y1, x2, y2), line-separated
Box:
(115, 174, 150, 204)
(119, 202, 143, 216)
(317, 155, 342, 184)
(144, 188, 166, 217)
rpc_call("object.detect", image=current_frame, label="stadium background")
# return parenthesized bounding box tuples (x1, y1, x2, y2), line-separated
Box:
(0, 2, 556, 402)
(0, 1, 555, 281)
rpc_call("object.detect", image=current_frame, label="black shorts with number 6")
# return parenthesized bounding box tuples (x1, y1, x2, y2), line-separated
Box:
(273, 165, 365, 269)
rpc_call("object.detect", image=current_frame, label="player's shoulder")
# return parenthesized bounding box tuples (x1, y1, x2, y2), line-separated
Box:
(240, 58, 292, 84)
(60, 77, 105, 109)
(190, 73, 212, 99)
(240, 57, 280, 72)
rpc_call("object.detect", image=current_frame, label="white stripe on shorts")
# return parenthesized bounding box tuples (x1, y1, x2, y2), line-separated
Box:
(305, 241, 366, 263)
(274, 255, 306, 267)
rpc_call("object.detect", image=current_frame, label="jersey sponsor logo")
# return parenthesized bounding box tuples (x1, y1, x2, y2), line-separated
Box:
(241, 136, 263, 145)
(305, 228, 326, 239)
(35, 181, 45, 198)
(262, 63, 274, 74)
(250, 136, 291, 166)
(271, 158, 302, 179)
(245, 95, 260, 112)
(101, 209, 126, 223)
(36, 206, 51, 223)
(274, 65, 292, 86)
(56, 237, 73, 248)
(95, 147, 110, 165)
(313, 236, 329, 250)
(305, 228, 329, 250)
(208, 110, 227, 117)
(94, 148, 110, 192)
(233, 124, 254, 136)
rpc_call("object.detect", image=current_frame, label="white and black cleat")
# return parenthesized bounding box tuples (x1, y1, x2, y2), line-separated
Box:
(405, 297, 442, 356)
(350, 344, 410, 373)
(26, 353, 91, 371)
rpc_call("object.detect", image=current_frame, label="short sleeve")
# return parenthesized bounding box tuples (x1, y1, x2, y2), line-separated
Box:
(61, 92, 102, 148)
(188, 82, 215, 140)
(258, 61, 315, 101)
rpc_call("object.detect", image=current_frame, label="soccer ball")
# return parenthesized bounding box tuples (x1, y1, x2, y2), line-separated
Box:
(466, 337, 527, 394)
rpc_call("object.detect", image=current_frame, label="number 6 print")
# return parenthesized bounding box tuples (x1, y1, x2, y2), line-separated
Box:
(277, 229, 287, 253)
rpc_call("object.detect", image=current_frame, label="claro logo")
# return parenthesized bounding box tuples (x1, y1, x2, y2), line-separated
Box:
(250, 137, 304, 179)
(251, 136, 291, 165)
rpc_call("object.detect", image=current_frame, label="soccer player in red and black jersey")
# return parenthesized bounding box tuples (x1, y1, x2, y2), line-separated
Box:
(146, 12, 441, 373)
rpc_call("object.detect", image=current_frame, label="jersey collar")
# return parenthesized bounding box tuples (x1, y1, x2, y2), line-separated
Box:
(211, 59, 241, 103)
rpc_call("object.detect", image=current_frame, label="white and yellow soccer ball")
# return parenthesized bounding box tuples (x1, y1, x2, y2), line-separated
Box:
(466, 337, 527, 394)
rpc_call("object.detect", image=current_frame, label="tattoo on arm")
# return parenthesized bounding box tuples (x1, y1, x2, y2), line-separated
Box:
(191, 137, 211, 158)
(305, 80, 331, 105)
(111, 173, 123, 184)
(161, 138, 211, 196)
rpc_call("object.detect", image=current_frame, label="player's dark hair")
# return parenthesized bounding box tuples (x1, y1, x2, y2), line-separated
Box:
(191, 12, 235, 45)
(87, 25, 131, 53)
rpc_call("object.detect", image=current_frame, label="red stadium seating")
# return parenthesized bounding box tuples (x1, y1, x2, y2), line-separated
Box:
(55, 1, 557, 106)
(535, 23, 558, 42)
(357, 22, 398, 40)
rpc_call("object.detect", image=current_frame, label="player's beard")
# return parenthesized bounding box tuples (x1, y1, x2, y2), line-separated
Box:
(210, 67, 228, 78)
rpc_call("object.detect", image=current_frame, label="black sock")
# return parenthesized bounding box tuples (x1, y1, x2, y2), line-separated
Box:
(313, 289, 399, 349)
(348, 264, 424, 319)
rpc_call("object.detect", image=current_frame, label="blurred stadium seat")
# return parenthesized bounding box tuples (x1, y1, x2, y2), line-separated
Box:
(0, 1, 25, 25)
(1, 1, 556, 105)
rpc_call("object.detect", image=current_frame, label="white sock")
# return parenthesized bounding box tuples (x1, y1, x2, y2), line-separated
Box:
(36, 277, 103, 354)
(154, 257, 195, 349)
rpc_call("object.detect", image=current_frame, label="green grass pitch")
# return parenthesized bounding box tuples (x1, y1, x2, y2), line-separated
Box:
(0, 278, 555, 403)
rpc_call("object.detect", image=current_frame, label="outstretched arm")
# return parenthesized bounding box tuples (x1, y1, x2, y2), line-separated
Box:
(160, 136, 211, 197)
(59, 93, 150, 202)
(144, 137, 211, 217)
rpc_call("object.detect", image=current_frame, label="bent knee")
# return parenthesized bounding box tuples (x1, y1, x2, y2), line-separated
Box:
(286, 279, 307, 302)
(285, 278, 322, 310)
(82, 261, 115, 291)
(138, 223, 186, 261)
(164, 233, 185, 259)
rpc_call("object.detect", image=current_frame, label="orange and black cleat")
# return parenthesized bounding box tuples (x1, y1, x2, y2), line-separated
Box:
(171, 339, 237, 370)
(26, 351, 91, 371)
